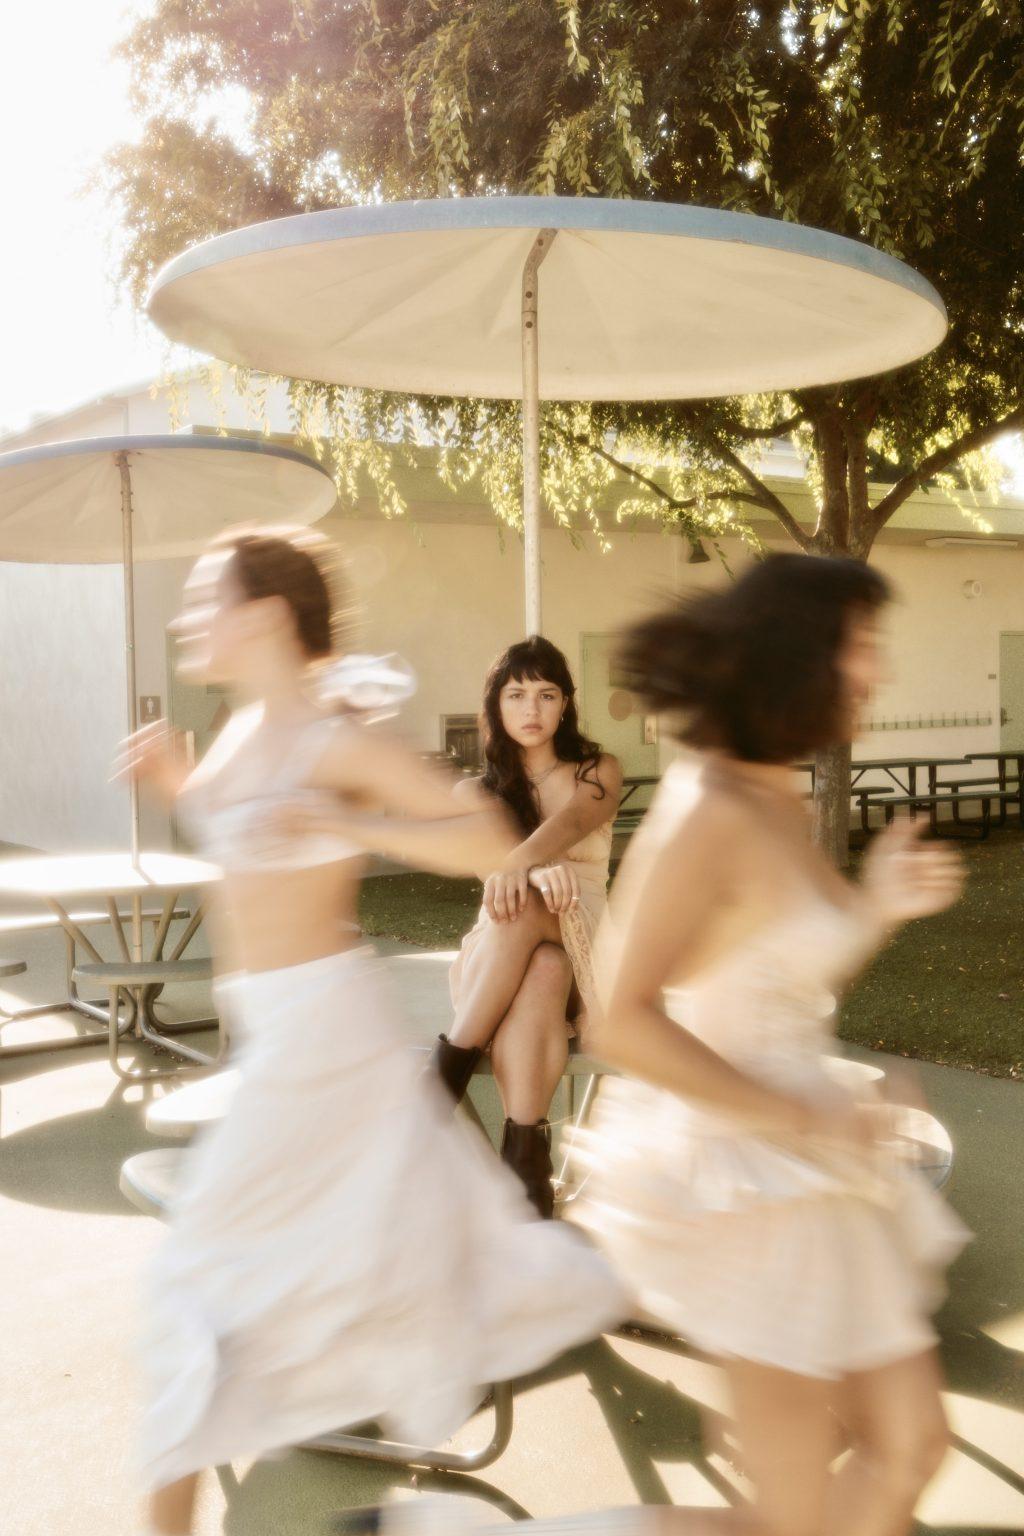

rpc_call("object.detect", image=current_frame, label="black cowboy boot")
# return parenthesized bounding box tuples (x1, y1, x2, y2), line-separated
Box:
(500, 1117, 555, 1219)
(430, 1033, 482, 1106)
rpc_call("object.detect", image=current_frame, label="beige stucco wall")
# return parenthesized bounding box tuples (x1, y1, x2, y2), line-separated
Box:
(2, 368, 1022, 850)
(2, 513, 1022, 852)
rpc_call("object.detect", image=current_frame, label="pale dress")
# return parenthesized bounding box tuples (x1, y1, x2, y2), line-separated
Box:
(449, 818, 613, 1046)
(568, 774, 968, 1379)
(140, 712, 628, 1487)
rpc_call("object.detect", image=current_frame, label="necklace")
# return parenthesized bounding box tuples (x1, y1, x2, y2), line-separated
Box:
(527, 759, 561, 787)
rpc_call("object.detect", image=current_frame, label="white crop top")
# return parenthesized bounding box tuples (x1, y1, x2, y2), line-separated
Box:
(178, 711, 363, 873)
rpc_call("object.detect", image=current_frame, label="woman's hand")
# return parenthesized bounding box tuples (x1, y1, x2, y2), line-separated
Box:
(483, 870, 530, 923)
(528, 862, 581, 915)
(798, 1095, 895, 1151)
(860, 816, 964, 928)
(111, 721, 187, 802)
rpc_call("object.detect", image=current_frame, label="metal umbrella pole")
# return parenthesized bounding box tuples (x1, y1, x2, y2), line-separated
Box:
(115, 450, 144, 960)
(521, 229, 555, 637)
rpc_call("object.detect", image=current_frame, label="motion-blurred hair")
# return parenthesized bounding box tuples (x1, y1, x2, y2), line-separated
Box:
(618, 554, 890, 762)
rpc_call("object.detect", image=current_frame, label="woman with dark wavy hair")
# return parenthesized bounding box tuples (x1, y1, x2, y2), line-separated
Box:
(438, 636, 622, 1217)
(562, 554, 969, 1536)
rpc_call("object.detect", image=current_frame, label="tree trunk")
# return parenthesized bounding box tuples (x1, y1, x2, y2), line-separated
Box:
(812, 740, 853, 867)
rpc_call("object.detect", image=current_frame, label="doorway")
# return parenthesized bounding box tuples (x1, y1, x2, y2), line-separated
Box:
(579, 632, 659, 778)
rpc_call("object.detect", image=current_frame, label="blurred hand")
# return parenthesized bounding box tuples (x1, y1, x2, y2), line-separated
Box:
(528, 862, 581, 915)
(861, 816, 964, 927)
(112, 720, 183, 790)
(803, 1095, 896, 1152)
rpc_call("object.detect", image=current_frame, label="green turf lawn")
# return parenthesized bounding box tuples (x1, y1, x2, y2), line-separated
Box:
(359, 828, 1024, 1079)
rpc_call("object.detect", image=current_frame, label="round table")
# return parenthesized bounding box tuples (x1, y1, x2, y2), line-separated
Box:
(0, 851, 220, 1058)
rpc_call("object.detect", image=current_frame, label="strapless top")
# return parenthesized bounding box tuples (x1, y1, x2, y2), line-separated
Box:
(178, 710, 362, 873)
(663, 895, 868, 1110)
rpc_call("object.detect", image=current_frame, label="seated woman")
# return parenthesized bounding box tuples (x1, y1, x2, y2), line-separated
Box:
(438, 637, 622, 1217)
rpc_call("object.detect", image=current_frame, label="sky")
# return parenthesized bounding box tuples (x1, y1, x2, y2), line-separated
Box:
(1, 1, 1021, 489)
(0, 0, 166, 437)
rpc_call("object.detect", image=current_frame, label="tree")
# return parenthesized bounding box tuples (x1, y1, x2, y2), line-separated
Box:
(106, 0, 1024, 860)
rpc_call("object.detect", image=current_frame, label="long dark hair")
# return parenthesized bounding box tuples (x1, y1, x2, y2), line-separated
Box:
(481, 636, 603, 833)
(618, 554, 890, 763)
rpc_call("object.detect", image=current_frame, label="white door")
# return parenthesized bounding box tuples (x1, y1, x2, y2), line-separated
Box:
(999, 632, 1024, 748)
(579, 632, 660, 778)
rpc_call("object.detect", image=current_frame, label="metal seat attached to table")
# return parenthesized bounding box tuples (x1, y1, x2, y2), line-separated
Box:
(74, 958, 217, 1081)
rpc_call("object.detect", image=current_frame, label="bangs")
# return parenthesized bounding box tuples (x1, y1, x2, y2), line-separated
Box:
(504, 662, 561, 687)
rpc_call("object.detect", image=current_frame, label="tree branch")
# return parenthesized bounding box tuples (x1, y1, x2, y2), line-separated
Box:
(871, 404, 1024, 531)
(712, 442, 814, 551)
(562, 429, 814, 551)
(695, 411, 806, 442)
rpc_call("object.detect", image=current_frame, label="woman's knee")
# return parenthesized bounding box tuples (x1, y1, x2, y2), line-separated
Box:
(868, 1404, 950, 1502)
(523, 940, 573, 992)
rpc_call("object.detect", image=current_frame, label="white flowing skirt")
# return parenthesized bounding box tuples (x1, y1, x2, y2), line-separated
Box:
(141, 947, 628, 1488)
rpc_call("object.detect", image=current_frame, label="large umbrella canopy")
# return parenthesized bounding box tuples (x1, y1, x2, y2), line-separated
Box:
(147, 197, 947, 630)
(0, 434, 336, 562)
(148, 197, 947, 400)
(0, 433, 337, 887)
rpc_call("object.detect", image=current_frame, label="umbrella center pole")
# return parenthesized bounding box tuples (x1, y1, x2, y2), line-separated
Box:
(521, 229, 556, 637)
(116, 452, 144, 961)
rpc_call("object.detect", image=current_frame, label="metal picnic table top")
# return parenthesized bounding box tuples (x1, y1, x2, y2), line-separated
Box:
(0, 851, 219, 901)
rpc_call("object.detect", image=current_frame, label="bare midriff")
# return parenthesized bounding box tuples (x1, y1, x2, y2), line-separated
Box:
(206, 856, 368, 974)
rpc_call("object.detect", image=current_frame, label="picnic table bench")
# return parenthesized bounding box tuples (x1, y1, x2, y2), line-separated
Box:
(873, 788, 1018, 839)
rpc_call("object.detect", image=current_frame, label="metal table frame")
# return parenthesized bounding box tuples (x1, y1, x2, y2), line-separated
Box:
(0, 862, 217, 1062)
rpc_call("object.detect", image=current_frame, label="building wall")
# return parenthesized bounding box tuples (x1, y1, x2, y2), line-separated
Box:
(2, 510, 1021, 852)
(1, 370, 1022, 849)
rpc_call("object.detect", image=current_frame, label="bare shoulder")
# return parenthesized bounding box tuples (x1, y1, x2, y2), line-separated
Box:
(576, 751, 623, 801)
(625, 764, 758, 880)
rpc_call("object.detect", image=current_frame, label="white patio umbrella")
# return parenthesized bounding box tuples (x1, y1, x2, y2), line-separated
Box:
(0, 434, 337, 872)
(147, 196, 947, 633)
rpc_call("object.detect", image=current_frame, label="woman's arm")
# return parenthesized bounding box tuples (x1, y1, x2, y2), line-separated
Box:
(507, 754, 623, 871)
(593, 796, 829, 1137)
(307, 728, 518, 878)
(112, 721, 191, 808)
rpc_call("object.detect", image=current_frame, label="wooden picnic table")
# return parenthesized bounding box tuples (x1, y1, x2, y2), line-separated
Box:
(965, 749, 1024, 786)
(797, 757, 966, 797)
(617, 775, 660, 813)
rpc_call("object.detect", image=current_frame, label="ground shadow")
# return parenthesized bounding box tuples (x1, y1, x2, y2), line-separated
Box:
(0, 1086, 174, 1215)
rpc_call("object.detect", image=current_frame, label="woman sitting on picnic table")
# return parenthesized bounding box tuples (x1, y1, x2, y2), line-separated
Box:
(440, 636, 621, 1217)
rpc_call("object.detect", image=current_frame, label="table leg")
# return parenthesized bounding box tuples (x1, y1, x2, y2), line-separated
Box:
(0, 902, 138, 1058)
(925, 765, 941, 833)
(135, 891, 220, 1065)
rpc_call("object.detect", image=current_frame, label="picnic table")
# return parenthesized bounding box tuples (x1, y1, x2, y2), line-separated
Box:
(617, 775, 660, 812)
(965, 748, 1024, 787)
(0, 851, 219, 1059)
(796, 757, 966, 796)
